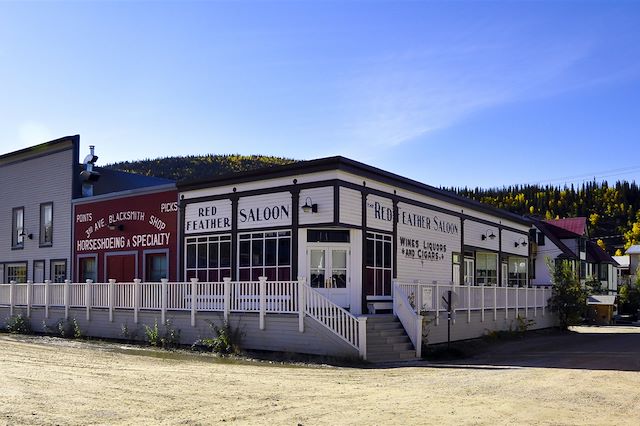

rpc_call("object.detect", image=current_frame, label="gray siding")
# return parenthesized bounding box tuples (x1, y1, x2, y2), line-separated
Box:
(0, 148, 74, 282)
(424, 307, 556, 345)
(0, 307, 358, 357)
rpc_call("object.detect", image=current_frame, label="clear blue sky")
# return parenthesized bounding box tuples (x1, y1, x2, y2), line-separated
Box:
(1, 1, 639, 188)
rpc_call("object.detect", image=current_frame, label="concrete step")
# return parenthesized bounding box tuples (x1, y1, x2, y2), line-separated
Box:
(367, 322, 403, 331)
(364, 314, 396, 322)
(367, 335, 410, 345)
(367, 350, 418, 363)
(368, 342, 414, 352)
(367, 328, 406, 338)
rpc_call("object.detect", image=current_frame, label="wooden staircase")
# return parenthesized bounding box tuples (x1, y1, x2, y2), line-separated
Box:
(366, 315, 418, 363)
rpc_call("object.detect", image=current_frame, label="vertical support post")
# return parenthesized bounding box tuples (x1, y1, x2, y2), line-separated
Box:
(190, 278, 197, 327)
(44, 279, 50, 319)
(9, 280, 16, 316)
(451, 282, 456, 324)
(134, 278, 141, 324)
(481, 284, 485, 322)
(505, 285, 508, 320)
(26, 280, 32, 318)
(525, 284, 529, 318)
(467, 284, 471, 323)
(435, 281, 440, 326)
(64, 280, 70, 320)
(85, 279, 92, 321)
(259, 276, 267, 331)
(357, 316, 367, 360)
(223, 277, 231, 321)
(416, 282, 423, 315)
(298, 277, 306, 333)
(515, 285, 519, 319)
(415, 314, 423, 358)
(108, 279, 116, 322)
(542, 287, 546, 317)
(534, 285, 537, 317)
(161, 278, 168, 324)
(493, 284, 497, 321)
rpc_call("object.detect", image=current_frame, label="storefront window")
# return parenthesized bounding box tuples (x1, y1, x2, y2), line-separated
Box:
(79, 257, 97, 282)
(6, 263, 27, 283)
(476, 252, 498, 285)
(146, 253, 168, 282)
(508, 256, 528, 287)
(51, 260, 67, 283)
(238, 231, 291, 281)
(185, 234, 231, 282)
(365, 232, 392, 296)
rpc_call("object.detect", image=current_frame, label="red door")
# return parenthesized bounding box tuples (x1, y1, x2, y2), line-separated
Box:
(106, 255, 137, 282)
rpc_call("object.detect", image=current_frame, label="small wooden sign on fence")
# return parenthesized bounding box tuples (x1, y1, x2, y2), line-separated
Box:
(421, 286, 433, 311)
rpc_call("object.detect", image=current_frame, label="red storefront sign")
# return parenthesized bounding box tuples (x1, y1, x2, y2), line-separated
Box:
(73, 190, 178, 282)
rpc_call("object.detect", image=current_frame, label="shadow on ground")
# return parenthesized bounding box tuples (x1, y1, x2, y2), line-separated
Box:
(420, 326, 640, 372)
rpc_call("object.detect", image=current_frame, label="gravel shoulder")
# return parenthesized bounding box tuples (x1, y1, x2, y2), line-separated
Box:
(1, 327, 639, 425)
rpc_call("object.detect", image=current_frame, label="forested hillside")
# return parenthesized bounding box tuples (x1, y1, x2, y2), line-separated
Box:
(450, 181, 640, 253)
(105, 154, 296, 182)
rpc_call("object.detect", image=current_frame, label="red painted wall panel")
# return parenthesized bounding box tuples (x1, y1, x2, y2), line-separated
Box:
(73, 190, 178, 282)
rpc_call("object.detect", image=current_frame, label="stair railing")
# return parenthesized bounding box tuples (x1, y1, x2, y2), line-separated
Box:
(301, 279, 367, 359)
(392, 281, 423, 357)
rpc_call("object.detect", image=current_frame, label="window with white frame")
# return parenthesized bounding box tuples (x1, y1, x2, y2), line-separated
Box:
(40, 203, 53, 246)
(185, 234, 232, 282)
(51, 260, 67, 283)
(508, 256, 528, 287)
(6, 263, 27, 283)
(238, 231, 291, 281)
(365, 232, 392, 296)
(476, 252, 498, 285)
(12, 207, 24, 248)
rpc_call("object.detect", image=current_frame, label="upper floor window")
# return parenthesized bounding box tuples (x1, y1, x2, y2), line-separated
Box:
(40, 202, 53, 246)
(11, 207, 24, 248)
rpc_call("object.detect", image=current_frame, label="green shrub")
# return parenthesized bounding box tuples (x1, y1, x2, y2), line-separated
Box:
(43, 318, 82, 339)
(193, 320, 243, 355)
(5, 314, 32, 334)
(144, 319, 181, 349)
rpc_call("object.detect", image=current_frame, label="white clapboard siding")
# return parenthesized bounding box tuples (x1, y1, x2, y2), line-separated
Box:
(299, 187, 333, 225)
(365, 194, 393, 232)
(237, 192, 292, 230)
(335, 170, 529, 233)
(501, 229, 529, 256)
(339, 187, 361, 226)
(0, 147, 74, 281)
(464, 220, 500, 251)
(396, 203, 461, 283)
(184, 199, 232, 234)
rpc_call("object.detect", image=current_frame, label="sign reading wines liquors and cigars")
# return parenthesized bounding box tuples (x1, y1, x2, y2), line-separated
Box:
(75, 200, 178, 252)
(366, 198, 461, 280)
(184, 192, 292, 233)
(396, 203, 461, 282)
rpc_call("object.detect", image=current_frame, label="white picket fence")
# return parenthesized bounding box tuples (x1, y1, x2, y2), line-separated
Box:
(0, 277, 367, 359)
(393, 280, 552, 355)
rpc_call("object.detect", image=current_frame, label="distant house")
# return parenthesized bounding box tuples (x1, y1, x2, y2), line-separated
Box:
(625, 245, 640, 283)
(530, 217, 618, 293)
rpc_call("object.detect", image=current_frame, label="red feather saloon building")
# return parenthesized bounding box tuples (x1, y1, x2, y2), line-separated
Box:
(73, 186, 178, 283)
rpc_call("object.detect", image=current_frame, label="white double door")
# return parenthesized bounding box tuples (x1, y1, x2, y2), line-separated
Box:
(307, 245, 350, 308)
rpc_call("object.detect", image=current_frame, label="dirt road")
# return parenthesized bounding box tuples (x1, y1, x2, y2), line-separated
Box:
(1, 326, 638, 425)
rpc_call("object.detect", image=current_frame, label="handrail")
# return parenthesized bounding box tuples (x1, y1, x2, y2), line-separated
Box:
(303, 284, 366, 359)
(392, 282, 423, 357)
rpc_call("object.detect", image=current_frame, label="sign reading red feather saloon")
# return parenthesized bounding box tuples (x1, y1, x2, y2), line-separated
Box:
(73, 190, 178, 282)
